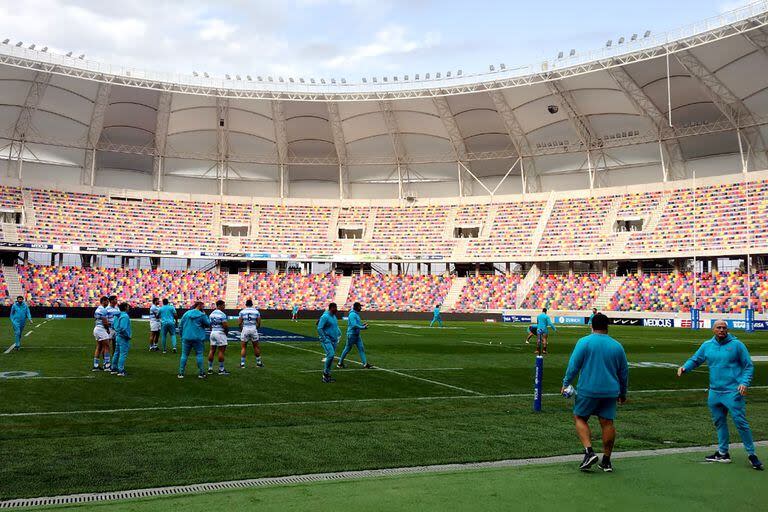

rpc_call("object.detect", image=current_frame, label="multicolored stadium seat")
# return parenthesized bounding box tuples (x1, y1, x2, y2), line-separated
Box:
(17, 265, 226, 307)
(454, 274, 521, 312)
(345, 274, 453, 312)
(522, 273, 611, 310)
(0, 269, 9, 305)
(238, 272, 339, 310)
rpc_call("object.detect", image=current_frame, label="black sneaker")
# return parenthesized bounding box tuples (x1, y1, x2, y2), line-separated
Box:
(579, 451, 599, 471)
(218, 369, 230, 376)
(362, 363, 373, 369)
(705, 451, 731, 463)
(207, 368, 214, 375)
(198, 373, 207, 379)
(749, 454, 764, 470)
(91, 366, 101, 372)
(337, 362, 346, 369)
(256, 361, 264, 368)
(322, 373, 336, 383)
(173, 347, 177, 353)
(598, 457, 613, 472)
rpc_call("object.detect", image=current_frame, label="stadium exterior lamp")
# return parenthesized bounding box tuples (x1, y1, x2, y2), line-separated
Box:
(500, 63, 506, 70)
(435, 72, 441, 78)
(569, 49, 575, 56)
(382, 76, 388, 82)
(644, 30, 651, 37)
(606, 40, 612, 47)
(15, 41, 22, 47)
(268, 76, 273, 82)
(331, 78, 336, 84)
(192, 71, 199, 77)
(66, 51, 72, 57)
(236, 75, 241, 80)
(78, 54, 85, 59)
(1, 39, 8, 44)
(28, 44, 35, 50)
(445, 72, 450, 78)
(362, 77, 367, 83)
(557, 51, 563, 59)
(279, 77, 284, 82)
(246, 75, 252, 81)
(299, 78, 305, 83)
(415, 74, 419, 80)
(289, 77, 294, 83)
(310, 78, 315, 84)
(372, 77, 377, 83)
(204, 72, 210, 78)
(631, 33, 638, 41)
(257, 76, 262, 81)
(225, 74, 231, 80)
(320, 78, 326, 84)
(425, 73, 430, 79)
(457, 70, 462, 76)
(489, 65, 495, 71)
(341, 78, 346, 84)
(618, 37, 625, 44)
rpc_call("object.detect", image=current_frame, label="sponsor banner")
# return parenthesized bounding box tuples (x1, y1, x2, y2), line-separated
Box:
(484, 319, 497, 323)
(310, 254, 333, 260)
(555, 316, 583, 325)
(245, 253, 271, 259)
(0, 242, 54, 249)
(642, 318, 674, 328)
(609, 318, 642, 326)
(45, 314, 67, 319)
(501, 313, 531, 323)
(675, 318, 711, 329)
(725, 319, 768, 331)
(424, 255, 445, 261)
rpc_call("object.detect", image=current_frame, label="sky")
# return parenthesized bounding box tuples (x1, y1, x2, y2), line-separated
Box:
(0, 0, 757, 82)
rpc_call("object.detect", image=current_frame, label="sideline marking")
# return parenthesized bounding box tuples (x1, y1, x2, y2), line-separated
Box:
(2, 386, 766, 418)
(299, 367, 464, 373)
(1, 441, 766, 509)
(271, 341, 484, 395)
(4, 319, 49, 353)
(462, 340, 522, 350)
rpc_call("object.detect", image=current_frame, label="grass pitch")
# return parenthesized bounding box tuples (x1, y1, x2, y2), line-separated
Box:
(0, 317, 766, 504)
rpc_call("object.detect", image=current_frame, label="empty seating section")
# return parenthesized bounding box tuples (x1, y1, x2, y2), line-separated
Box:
(241, 206, 338, 255)
(345, 274, 453, 312)
(616, 191, 661, 218)
(522, 273, 611, 310)
(747, 181, 768, 249)
(537, 197, 613, 256)
(17, 265, 226, 307)
(0, 186, 23, 209)
(356, 206, 454, 258)
(337, 207, 370, 226)
(220, 203, 252, 224)
(608, 271, 768, 313)
(238, 272, 338, 310)
(467, 201, 545, 258)
(454, 274, 521, 312)
(17, 190, 215, 251)
(454, 204, 489, 226)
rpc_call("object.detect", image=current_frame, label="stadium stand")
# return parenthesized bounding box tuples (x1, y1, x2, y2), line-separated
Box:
(454, 274, 521, 312)
(355, 206, 455, 259)
(536, 197, 615, 256)
(345, 274, 454, 312)
(522, 273, 612, 310)
(237, 272, 339, 310)
(17, 265, 226, 307)
(0, 269, 9, 305)
(467, 201, 545, 259)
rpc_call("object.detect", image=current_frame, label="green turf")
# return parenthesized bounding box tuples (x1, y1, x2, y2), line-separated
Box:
(32, 447, 768, 511)
(0, 318, 766, 501)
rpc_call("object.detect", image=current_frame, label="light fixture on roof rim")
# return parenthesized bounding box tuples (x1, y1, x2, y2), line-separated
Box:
(644, 30, 651, 38)
(1, 38, 8, 44)
(331, 78, 336, 84)
(279, 76, 284, 82)
(393, 76, 397, 81)
(268, 76, 273, 82)
(41, 46, 47, 52)
(299, 78, 305, 83)
(15, 41, 22, 47)
(204, 72, 210, 78)
(457, 70, 462, 76)
(557, 51, 563, 59)
(320, 78, 326, 84)
(28, 44, 35, 50)
(382, 76, 387, 82)
(225, 74, 231, 80)
(192, 71, 199, 77)
(289, 77, 294, 83)
(445, 71, 450, 78)
(425, 73, 430, 79)
(236, 75, 241, 80)
(489, 65, 495, 71)
(415, 73, 420, 80)
(372, 77, 377, 83)
(66, 51, 72, 57)
(310, 78, 315, 83)
(435, 72, 441, 78)
(78, 54, 85, 59)
(606, 40, 612, 47)
(341, 78, 346, 84)
(569, 49, 576, 57)
(631, 33, 637, 41)
(246, 75, 252, 81)
(257, 75, 262, 81)
(499, 63, 506, 70)
(618, 37, 625, 44)
(362, 77, 367, 83)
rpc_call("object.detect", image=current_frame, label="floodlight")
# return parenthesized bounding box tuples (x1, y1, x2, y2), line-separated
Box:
(362, 77, 367, 83)
(1, 39, 8, 44)
(310, 78, 315, 83)
(236, 75, 241, 80)
(606, 40, 612, 47)
(341, 78, 346, 84)
(569, 49, 575, 57)
(320, 78, 326, 84)
(393, 76, 397, 81)
(204, 72, 210, 78)
(246, 75, 252, 81)
(631, 33, 637, 41)
(192, 71, 199, 77)
(279, 76, 284, 82)
(644, 30, 651, 38)
(41, 47, 48, 52)
(446, 71, 451, 78)
(225, 74, 231, 80)
(457, 70, 462, 76)
(299, 78, 305, 83)
(15, 41, 22, 47)
(618, 37, 625, 44)
(404, 75, 409, 80)
(257, 76, 262, 81)
(382, 76, 387, 82)
(289, 77, 294, 83)
(415, 74, 420, 80)
(499, 63, 506, 70)
(557, 51, 563, 59)
(489, 65, 495, 71)
(331, 78, 336, 84)
(66, 51, 73, 56)
(268, 76, 273, 82)
(28, 44, 35, 50)
(372, 77, 377, 83)
(78, 54, 85, 59)
(425, 73, 430, 79)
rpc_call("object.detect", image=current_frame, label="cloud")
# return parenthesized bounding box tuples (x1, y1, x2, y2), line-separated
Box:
(324, 25, 441, 70)
(198, 19, 238, 42)
(718, 1, 753, 13)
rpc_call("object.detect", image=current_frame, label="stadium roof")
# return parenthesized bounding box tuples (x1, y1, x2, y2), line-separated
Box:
(0, 1, 767, 199)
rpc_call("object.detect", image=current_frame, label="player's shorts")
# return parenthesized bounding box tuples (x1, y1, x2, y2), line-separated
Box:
(109, 328, 117, 340)
(537, 328, 548, 336)
(528, 326, 538, 335)
(93, 325, 111, 342)
(149, 320, 161, 332)
(573, 395, 618, 420)
(209, 331, 228, 347)
(240, 327, 259, 343)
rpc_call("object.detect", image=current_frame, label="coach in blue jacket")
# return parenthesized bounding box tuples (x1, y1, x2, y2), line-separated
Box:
(678, 320, 763, 470)
(562, 313, 628, 473)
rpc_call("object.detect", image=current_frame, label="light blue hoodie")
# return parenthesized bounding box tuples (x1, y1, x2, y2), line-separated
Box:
(563, 333, 629, 398)
(317, 310, 341, 343)
(682, 334, 753, 393)
(179, 309, 211, 342)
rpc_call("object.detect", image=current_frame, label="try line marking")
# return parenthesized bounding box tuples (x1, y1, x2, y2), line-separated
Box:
(4, 319, 48, 354)
(270, 341, 483, 395)
(2, 441, 766, 509)
(2, 386, 766, 418)
(299, 367, 464, 373)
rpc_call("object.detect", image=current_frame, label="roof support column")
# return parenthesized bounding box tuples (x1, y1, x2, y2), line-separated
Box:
(8, 71, 51, 180)
(152, 91, 171, 191)
(272, 101, 289, 198)
(327, 102, 349, 199)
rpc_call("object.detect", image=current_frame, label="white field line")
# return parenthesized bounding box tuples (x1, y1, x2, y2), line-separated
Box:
(271, 341, 484, 396)
(4, 319, 49, 353)
(385, 330, 420, 337)
(461, 340, 522, 350)
(3, 386, 766, 419)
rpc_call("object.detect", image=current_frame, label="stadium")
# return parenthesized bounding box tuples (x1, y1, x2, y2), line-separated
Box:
(0, 1, 767, 509)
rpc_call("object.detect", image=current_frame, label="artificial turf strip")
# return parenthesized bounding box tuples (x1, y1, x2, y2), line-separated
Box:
(29, 447, 768, 512)
(0, 318, 766, 500)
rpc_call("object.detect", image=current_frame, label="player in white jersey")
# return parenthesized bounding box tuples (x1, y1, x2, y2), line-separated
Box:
(92, 296, 112, 371)
(238, 299, 263, 368)
(148, 297, 161, 352)
(207, 300, 230, 375)
(105, 295, 120, 365)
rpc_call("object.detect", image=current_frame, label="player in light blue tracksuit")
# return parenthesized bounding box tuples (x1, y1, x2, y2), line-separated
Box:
(9, 296, 32, 350)
(536, 307, 557, 355)
(678, 320, 763, 470)
(338, 302, 372, 369)
(317, 302, 341, 383)
(178, 301, 211, 379)
(158, 299, 178, 353)
(110, 303, 132, 376)
(429, 305, 443, 327)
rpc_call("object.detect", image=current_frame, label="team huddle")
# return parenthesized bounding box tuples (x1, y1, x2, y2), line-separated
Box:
(91, 296, 265, 378)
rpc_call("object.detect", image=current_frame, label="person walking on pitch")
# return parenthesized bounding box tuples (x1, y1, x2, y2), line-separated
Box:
(9, 295, 32, 351)
(291, 304, 299, 322)
(536, 307, 557, 355)
(110, 303, 132, 377)
(677, 320, 763, 470)
(317, 302, 341, 383)
(178, 301, 211, 379)
(562, 313, 628, 472)
(430, 304, 443, 327)
(338, 302, 372, 369)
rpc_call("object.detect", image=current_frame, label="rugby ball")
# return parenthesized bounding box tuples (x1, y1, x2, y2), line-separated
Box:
(562, 385, 575, 398)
